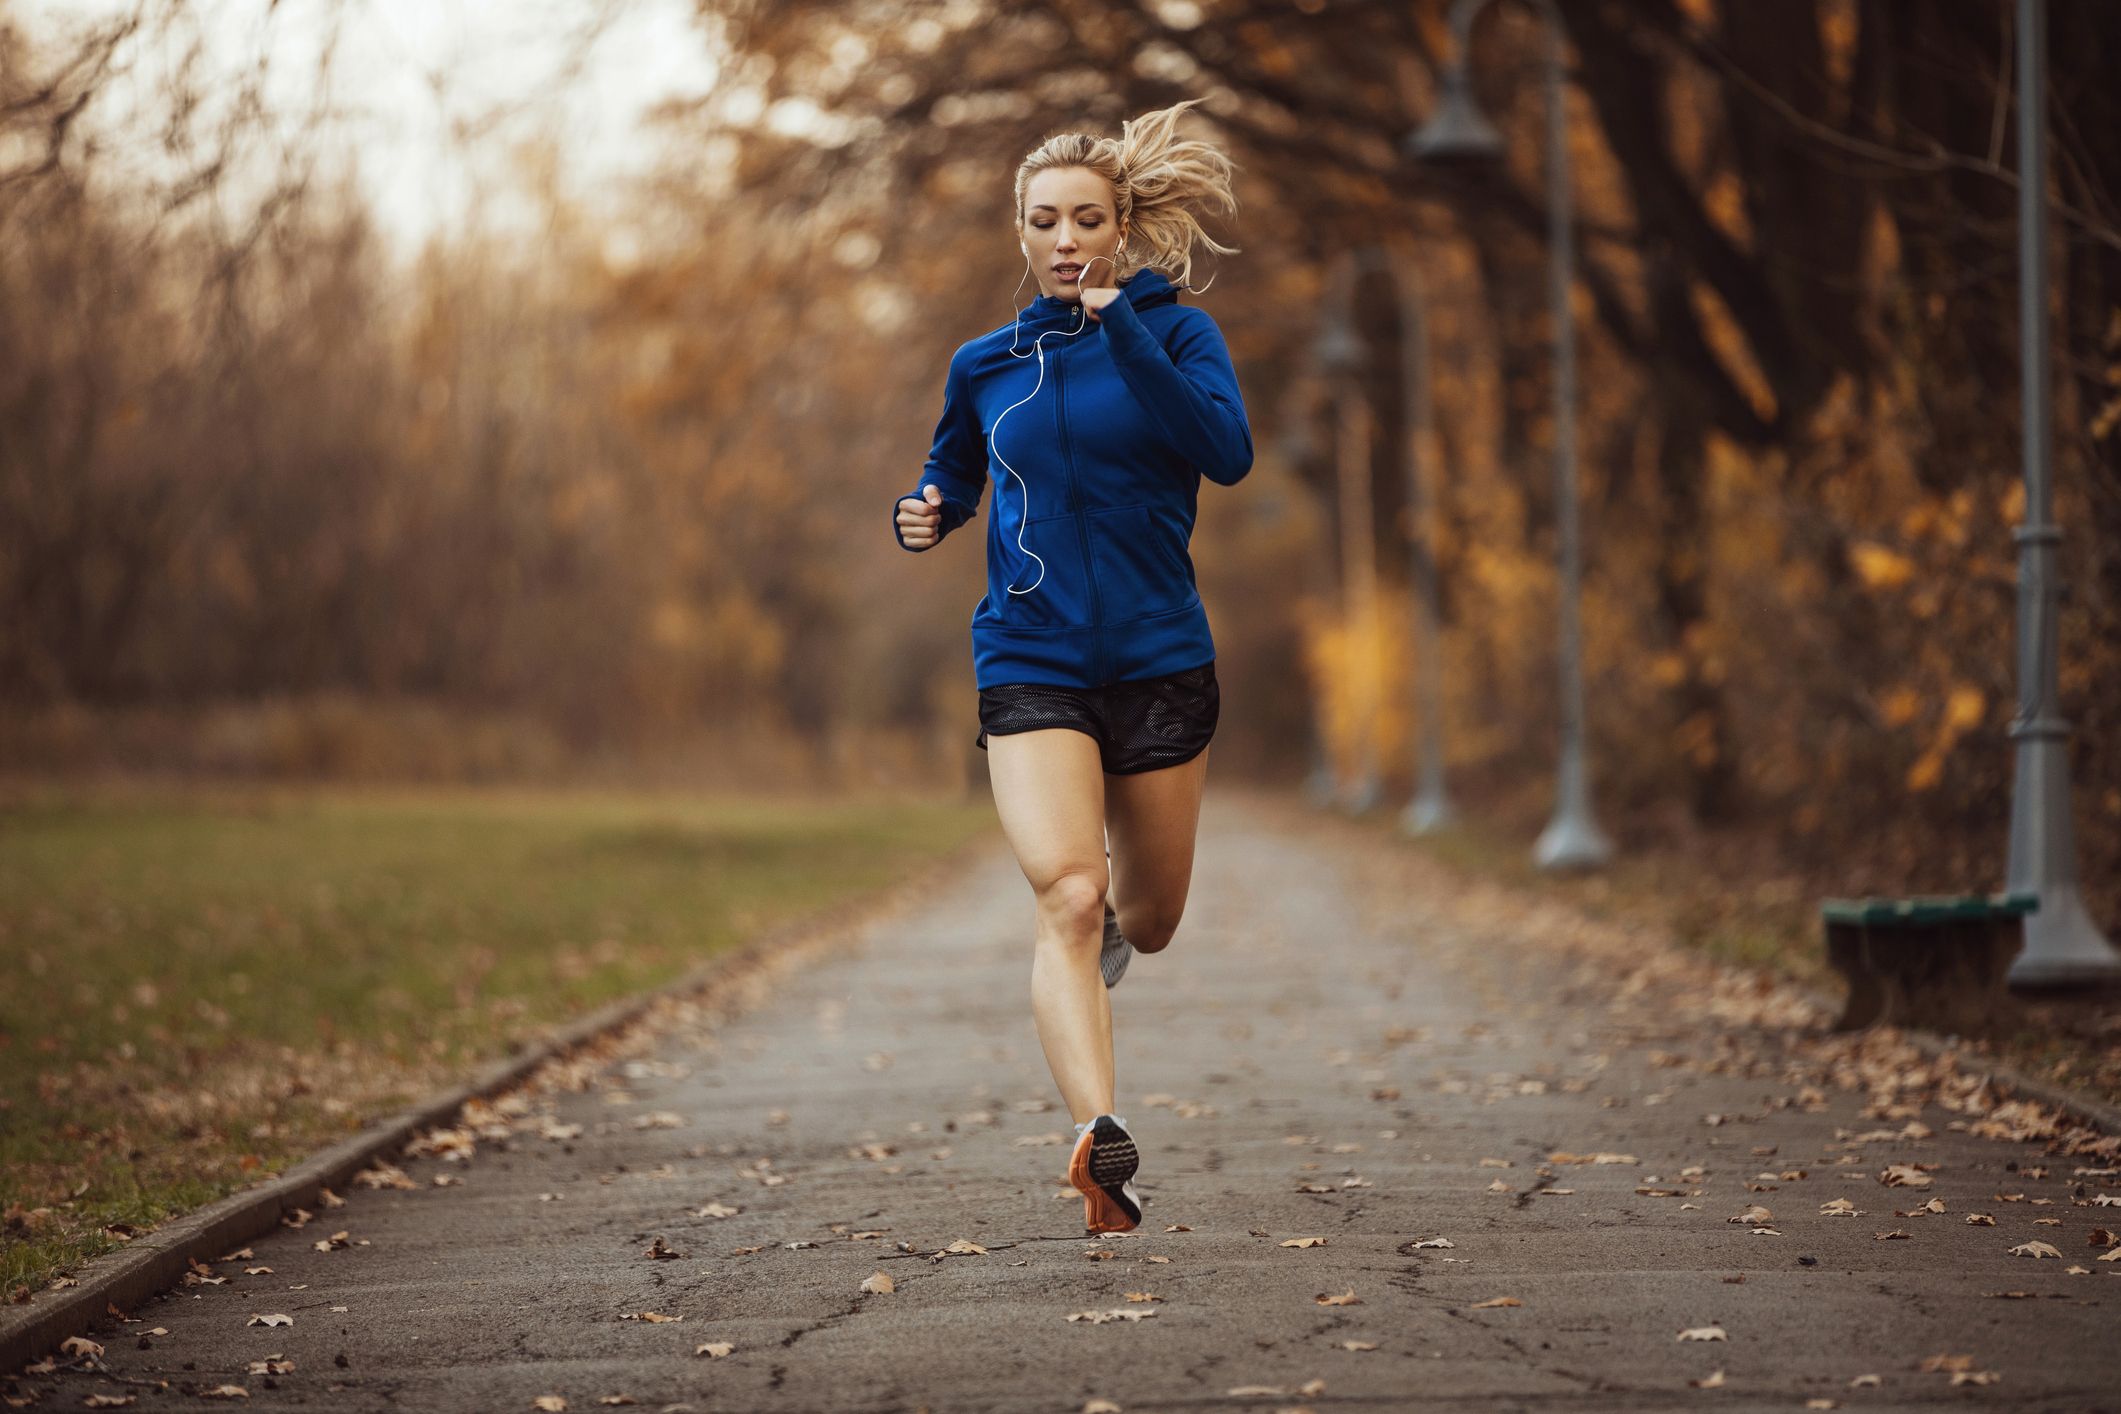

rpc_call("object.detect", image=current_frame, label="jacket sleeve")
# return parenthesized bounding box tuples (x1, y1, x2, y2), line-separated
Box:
(893, 344, 987, 552)
(1097, 296, 1254, 486)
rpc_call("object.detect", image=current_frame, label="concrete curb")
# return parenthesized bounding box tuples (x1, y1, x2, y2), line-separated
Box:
(2, 825, 999, 1375)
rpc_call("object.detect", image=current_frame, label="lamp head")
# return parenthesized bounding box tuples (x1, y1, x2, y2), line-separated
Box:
(1406, 64, 1505, 164)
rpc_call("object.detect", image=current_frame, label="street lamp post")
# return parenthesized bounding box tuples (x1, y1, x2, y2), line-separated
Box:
(2003, 0, 2121, 986)
(1389, 250, 1458, 836)
(1317, 279, 1383, 815)
(1404, 0, 1612, 871)
(1278, 406, 1344, 809)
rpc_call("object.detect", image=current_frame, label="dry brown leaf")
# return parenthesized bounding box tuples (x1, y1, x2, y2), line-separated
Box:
(596, 1398, 636, 1407)
(1879, 1165, 1933, 1189)
(618, 1311, 683, 1323)
(1965, 1214, 1996, 1226)
(1676, 1325, 1728, 1342)
(1470, 1296, 1522, 1309)
(1728, 1205, 1772, 1225)
(1315, 1289, 1361, 1306)
(860, 1271, 895, 1294)
(60, 1336, 103, 1359)
(532, 1398, 567, 1413)
(642, 1237, 685, 1261)
(199, 1390, 250, 1402)
(1280, 1237, 1327, 1248)
(1849, 1374, 1881, 1387)
(1123, 1292, 1162, 1303)
(1950, 1372, 2001, 1387)
(246, 1359, 293, 1375)
(245, 1314, 292, 1328)
(1340, 1340, 1378, 1351)
(82, 1398, 135, 1409)
(2009, 1241, 2062, 1259)
(694, 1342, 734, 1358)
(1918, 1354, 1973, 1373)
(1690, 1370, 1726, 1389)
(1412, 1237, 1454, 1249)
(1875, 1230, 1912, 1241)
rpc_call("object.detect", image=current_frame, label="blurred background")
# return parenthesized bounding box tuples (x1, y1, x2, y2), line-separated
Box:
(4, 0, 2117, 899)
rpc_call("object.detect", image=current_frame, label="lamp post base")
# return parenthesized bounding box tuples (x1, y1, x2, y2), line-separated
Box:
(1399, 789, 1457, 836)
(1534, 808, 1612, 872)
(2005, 883, 2121, 989)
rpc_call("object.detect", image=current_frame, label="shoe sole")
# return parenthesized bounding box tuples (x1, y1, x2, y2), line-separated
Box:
(1068, 1117, 1142, 1233)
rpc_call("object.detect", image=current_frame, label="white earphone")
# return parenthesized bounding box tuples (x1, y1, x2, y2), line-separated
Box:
(989, 231, 1216, 596)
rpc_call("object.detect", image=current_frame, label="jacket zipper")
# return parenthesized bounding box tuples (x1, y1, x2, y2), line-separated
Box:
(1054, 346, 1106, 683)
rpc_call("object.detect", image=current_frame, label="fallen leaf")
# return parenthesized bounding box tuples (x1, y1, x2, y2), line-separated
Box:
(1820, 1199, 1859, 1216)
(1918, 1354, 1973, 1373)
(200, 1389, 249, 1401)
(1879, 1165, 1933, 1189)
(1950, 1372, 2000, 1387)
(245, 1314, 292, 1328)
(1065, 1308, 1158, 1323)
(1966, 1214, 1996, 1226)
(1729, 1205, 1773, 1225)
(618, 1312, 683, 1323)
(1339, 1340, 1378, 1351)
(2009, 1241, 2063, 1259)
(1690, 1370, 1726, 1389)
(643, 1237, 685, 1261)
(1315, 1289, 1361, 1306)
(1849, 1374, 1881, 1387)
(1280, 1237, 1327, 1248)
(1875, 1230, 1912, 1241)
(596, 1398, 636, 1407)
(246, 1359, 293, 1375)
(1412, 1237, 1454, 1250)
(60, 1336, 103, 1359)
(532, 1399, 567, 1413)
(83, 1397, 136, 1409)
(860, 1271, 895, 1294)
(1677, 1325, 1728, 1342)
(694, 1341, 734, 1358)
(1470, 1296, 1522, 1309)
(1123, 1292, 1162, 1303)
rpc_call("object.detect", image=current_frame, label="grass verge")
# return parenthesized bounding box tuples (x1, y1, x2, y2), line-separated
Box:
(0, 779, 993, 1297)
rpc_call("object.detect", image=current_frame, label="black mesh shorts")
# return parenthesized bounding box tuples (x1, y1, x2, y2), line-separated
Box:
(975, 661, 1218, 775)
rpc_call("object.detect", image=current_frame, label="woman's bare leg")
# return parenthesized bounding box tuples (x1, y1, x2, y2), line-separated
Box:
(1103, 744, 1210, 954)
(984, 728, 1114, 1126)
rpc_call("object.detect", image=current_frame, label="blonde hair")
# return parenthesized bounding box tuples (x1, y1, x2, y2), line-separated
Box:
(1013, 97, 1241, 288)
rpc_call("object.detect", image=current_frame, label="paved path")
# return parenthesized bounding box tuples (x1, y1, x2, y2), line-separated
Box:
(19, 791, 2120, 1412)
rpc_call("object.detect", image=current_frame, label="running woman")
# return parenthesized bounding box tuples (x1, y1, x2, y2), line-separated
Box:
(892, 99, 1251, 1234)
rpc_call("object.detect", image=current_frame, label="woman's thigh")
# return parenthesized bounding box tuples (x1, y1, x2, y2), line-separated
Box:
(985, 727, 1109, 898)
(1103, 744, 1210, 948)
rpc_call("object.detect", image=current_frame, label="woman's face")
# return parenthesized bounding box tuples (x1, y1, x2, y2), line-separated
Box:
(1021, 166, 1124, 302)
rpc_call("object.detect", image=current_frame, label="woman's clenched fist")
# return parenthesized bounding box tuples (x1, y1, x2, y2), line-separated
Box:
(896, 483, 945, 550)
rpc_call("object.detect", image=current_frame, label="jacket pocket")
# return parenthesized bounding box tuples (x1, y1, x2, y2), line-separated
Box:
(1087, 504, 1193, 622)
(991, 513, 1093, 629)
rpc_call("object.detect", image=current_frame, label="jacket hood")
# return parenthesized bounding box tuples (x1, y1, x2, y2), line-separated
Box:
(1018, 266, 1179, 332)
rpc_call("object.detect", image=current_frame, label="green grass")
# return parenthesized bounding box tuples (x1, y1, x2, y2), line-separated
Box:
(0, 781, 994, 1296)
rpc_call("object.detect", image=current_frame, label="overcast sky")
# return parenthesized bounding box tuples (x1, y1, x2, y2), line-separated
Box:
(17, 0, 723, 263)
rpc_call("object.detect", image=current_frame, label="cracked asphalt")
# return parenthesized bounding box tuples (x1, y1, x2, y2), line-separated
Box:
(16, 789, 2121, 1412)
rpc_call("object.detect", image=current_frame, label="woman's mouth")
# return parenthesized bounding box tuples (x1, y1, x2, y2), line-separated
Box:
(1053, 263, 1083, 283)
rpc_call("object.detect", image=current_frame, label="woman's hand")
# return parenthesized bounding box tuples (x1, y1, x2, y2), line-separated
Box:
(1079, 286, 1120, 323)
(896, 483, 944, 550)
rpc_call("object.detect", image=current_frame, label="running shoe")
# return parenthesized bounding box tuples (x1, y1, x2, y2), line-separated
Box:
(1068, 1113, 1142, 1233)
(1099, 902, 1133, 988)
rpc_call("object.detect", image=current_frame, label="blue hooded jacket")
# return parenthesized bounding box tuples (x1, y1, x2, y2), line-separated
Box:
(892, 266, 1252, 689)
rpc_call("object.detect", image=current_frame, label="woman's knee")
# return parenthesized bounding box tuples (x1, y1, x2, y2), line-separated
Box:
(1034, 868, 1109, 942)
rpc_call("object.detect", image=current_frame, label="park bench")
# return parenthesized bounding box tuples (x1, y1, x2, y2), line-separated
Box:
(1821, 892, 2040, 1035)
